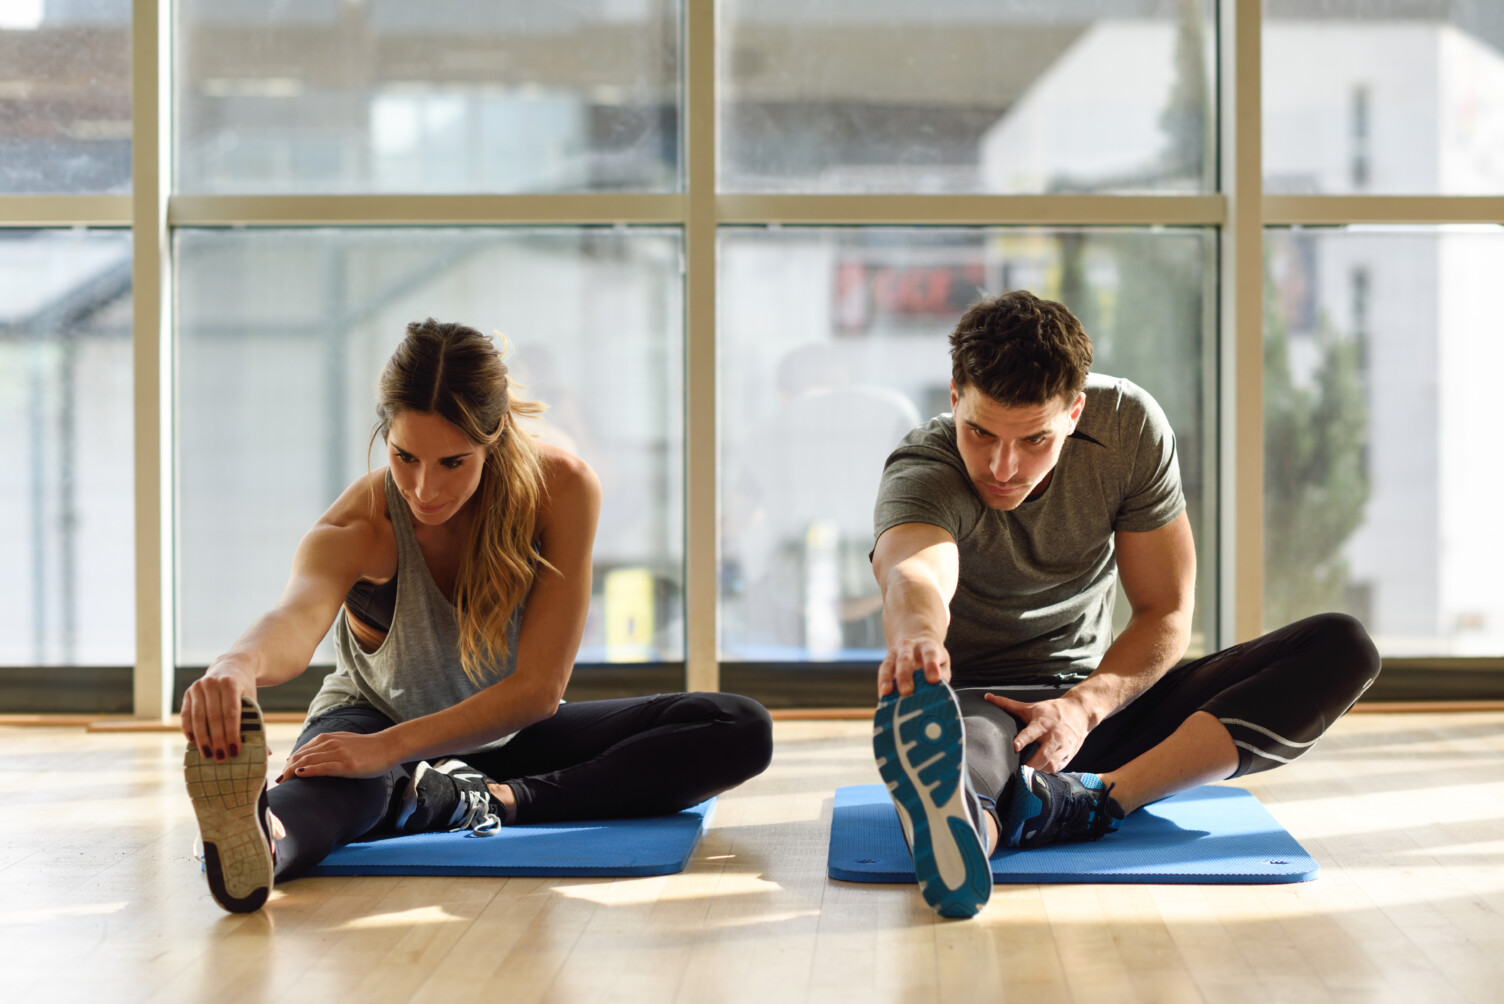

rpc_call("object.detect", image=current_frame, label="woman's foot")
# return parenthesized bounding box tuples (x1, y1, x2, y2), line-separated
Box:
(395, 758, 502, 835)
(184, 698, 275, 913)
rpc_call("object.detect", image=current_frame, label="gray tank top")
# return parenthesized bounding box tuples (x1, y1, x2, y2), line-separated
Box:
(306, 471, 524, 751)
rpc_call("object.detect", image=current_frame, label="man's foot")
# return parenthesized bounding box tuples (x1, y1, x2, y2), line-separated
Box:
(395, 758, 502, 835)
(1002, 766, 1125, 849)
(873, 676, 993, 919)
(184, 698, 275, 913)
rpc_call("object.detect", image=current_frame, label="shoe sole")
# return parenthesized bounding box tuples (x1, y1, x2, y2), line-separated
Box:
(873, 677, 992, 919)
(184, 698, 273, 913)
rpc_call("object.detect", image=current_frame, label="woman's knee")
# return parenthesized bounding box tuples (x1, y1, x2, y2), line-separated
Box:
(684, 692, 774, 780)
(268, 772, 395, 842)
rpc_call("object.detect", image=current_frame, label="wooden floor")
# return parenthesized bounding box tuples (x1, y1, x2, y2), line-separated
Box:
(4, 712, 1504, 1003)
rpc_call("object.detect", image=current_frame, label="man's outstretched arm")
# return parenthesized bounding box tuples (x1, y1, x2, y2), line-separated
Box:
(872, 522, 961, 697)
(987, 511, 1196, 770)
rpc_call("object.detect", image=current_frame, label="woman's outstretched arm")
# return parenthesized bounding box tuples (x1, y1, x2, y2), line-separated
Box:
(181, 477, 387, 762)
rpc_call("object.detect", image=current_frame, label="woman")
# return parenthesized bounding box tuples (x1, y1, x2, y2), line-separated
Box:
(181, 318, 773, 913)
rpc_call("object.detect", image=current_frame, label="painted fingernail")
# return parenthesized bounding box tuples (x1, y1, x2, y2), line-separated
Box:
(201, 746, 211, 757)
(229, 745, 239, 757)
(215, 750, 225, 761)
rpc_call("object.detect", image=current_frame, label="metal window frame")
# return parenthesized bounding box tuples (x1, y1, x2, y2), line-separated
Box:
(3, 0, 1501, 715)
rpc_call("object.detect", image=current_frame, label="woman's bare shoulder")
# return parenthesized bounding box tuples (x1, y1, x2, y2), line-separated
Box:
(319, 468, 392, 526)
(536, 441, 600, 498)
(305, 469, 398, 579)
(535, 441, 601, 526)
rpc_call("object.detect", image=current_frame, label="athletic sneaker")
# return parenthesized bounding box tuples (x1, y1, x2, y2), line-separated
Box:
(1002, 766, 1125, 849)
(872, 675, 993, 919)
(184, 697, 275, 913)
(395, 758, 502, 835)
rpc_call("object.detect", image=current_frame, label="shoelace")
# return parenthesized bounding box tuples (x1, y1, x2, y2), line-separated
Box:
(454, 788, 501, 835)
(1050, 778, 1119, 841)
(430, 758, 503, 836)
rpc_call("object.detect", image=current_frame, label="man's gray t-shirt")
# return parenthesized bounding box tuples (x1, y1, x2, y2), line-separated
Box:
(873, 373, 1184, 686)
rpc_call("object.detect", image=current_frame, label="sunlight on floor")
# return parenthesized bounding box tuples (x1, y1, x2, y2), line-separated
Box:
(551, 871, 785, 906)
(0, 901, 128, 926)
(334, 905, 473, 931)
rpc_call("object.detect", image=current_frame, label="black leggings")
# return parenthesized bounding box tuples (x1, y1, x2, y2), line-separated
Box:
(958, 613, 1381, 806)
(267, 692, 773, 881)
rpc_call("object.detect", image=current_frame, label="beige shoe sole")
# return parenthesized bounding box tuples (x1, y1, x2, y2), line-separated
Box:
(184, 698, 273, 913)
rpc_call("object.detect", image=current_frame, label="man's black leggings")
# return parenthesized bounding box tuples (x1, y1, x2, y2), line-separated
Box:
(957, 613, 1382, 807)
(267, 692, 773, 881)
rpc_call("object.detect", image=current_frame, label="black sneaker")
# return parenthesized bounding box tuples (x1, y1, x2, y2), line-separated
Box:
(1002, 766, 1125, 849)
(873, 675, 993, 919)
(184, 698, 275, 913)
(395, 758, 501, 835)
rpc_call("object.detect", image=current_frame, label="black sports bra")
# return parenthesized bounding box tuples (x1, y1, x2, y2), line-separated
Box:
(344, 576, 397, 633)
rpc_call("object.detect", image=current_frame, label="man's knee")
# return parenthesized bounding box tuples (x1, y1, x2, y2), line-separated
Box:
(1305, 611, 1381, 684)
(1271, 612, 1381, 715)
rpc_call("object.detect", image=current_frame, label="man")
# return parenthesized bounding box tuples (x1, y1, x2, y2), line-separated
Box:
(870, 290, 1379, 919)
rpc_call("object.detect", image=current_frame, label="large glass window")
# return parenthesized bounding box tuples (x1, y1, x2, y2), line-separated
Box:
(718, 0, 1215, 194)
(719, 226, 1217, 664)
(1264, 3, 1504, 195)
(0, 229, 134, 666)
(1264, 226, 1504, 655)
(175, 1, 681, 194)
(12, 5, 1501, 711)
(174, 228, 683, 667)
(0, 0, 132, 193)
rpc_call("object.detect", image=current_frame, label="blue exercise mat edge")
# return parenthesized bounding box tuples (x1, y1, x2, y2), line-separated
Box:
(307, 797, 715, 878)
(828, 784, 1318, 885)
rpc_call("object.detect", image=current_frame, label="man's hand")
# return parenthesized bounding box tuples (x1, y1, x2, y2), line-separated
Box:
(879, 635, 951, 698)
(277, 731, 400, 782)
(984, 691, 1094, 772)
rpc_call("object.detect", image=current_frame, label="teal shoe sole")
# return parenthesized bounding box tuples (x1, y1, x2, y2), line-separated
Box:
(872, 677, 992, 919)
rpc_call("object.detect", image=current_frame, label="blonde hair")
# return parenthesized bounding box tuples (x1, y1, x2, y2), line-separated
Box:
(371, 318, 549, 685)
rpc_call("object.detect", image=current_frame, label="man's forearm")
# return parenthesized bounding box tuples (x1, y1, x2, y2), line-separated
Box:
(881, 569, 952, 647)
(1064, 609, 1191, 729)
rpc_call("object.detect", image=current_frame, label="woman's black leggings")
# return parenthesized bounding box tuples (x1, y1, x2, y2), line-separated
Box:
(957, 613, 1382, 807)
(267, 691, 773, 881)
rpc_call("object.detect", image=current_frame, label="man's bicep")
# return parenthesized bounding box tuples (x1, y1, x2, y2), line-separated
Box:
(872, 522, 961, 600)
(1114, 512, 1196, 617)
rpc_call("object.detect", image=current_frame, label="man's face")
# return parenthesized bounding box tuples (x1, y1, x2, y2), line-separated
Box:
(950, 382, 1086, 511)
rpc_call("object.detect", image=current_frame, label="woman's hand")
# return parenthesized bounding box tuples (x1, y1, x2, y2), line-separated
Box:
(277, 730, 400, 782)
(181, 661, 258, 762)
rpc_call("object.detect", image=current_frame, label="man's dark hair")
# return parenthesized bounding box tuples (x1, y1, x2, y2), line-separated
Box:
(948, 290, 1093, 406)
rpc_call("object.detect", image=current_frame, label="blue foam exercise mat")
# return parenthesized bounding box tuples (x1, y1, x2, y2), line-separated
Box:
(308, 798, 715, 878)
(828, 784, 1318, 885)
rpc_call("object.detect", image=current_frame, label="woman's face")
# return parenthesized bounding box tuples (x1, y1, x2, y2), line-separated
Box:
(386, 410, 488, 527)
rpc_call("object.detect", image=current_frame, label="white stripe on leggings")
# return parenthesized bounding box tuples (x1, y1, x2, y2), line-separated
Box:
(1219, 717, 1319, 749)
(1231, 739, 1302, 764)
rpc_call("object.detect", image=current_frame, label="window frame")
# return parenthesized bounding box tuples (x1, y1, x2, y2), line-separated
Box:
(3, 0, 1502, 714)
